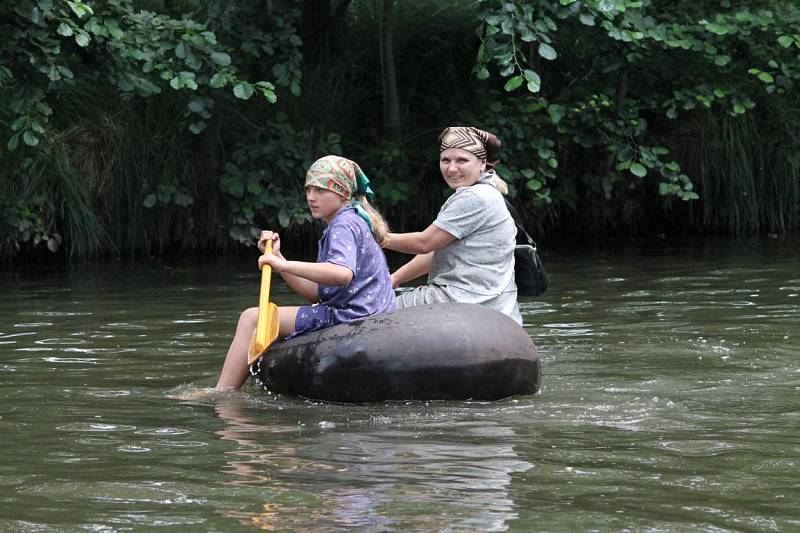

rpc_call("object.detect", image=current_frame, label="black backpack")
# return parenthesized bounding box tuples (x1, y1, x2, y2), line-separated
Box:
(504, 198, 549, 297)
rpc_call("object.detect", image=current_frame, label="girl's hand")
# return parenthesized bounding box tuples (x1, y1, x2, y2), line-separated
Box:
(258, 230, 281, 255)
(390, 271, 401, 289)
(258, 252, 288, 273)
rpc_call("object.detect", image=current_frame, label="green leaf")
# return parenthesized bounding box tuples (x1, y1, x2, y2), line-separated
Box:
(757, 71, 774, 83)
(538, 43, 557, 61)
(23, 131, 39, 146)
(524, 70, 541, 93)
(526, 179, 543, 191)
(261, 88, 277, 104)
(504, 75, 524, 92)
(105, 22, 124, 40)
(188, 121, 206, 134)
(548, 104, 563, 124)
(704, 23, 729, 36)
(210, 73, 227, 88)
(75, 32, 90, 47)
(629, 163, 647, 177)
(777, 35, 793, 48)
(67, 1, 93, 18)
(579, 14, 595, 26)
(85, 19, 104, 36)
(210, 52, 231, 67)
(10, 116, 26, 131)
(233, 83, 254, 99)
(57, 23, 73, 37)
(7, 133, 19, 151)
(175, 42, 188, 59)
(143, 194, 157, 208)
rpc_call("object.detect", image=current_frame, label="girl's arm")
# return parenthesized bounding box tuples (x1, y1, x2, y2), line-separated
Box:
(259, 254, 353, 303)
(257, 230, 326, 303)
(382, 224, 455, 255)
(274, 268, 320, 303)
(391, 252, 433, 288)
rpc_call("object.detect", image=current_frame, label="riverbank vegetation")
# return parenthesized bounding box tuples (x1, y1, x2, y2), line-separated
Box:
(2, 0, 799, 261)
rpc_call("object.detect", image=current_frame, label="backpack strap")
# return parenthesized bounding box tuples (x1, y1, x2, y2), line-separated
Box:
(504, 198, 536, 249)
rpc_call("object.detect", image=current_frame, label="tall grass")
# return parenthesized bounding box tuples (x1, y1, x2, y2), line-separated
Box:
(670, 99, 800, 236)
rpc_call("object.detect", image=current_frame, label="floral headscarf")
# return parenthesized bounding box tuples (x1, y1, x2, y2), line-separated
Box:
(304, 155, 376, 228)
(304, 155, 373, 200)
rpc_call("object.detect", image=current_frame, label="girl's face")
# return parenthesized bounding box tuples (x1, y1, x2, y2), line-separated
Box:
(306, 185, 348, 223)
(439, 148, 486, 190)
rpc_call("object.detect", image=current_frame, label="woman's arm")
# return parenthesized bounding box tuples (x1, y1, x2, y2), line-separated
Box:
(391, 252, 433, 288)
(383, 223, 455, 255)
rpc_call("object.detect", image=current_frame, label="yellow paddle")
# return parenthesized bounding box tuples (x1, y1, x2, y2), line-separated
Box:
(247, 240, 280, 365)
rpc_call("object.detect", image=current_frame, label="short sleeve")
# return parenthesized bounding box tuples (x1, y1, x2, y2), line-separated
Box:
(320, 221, 359, 274)
(432, 187, 490, 240)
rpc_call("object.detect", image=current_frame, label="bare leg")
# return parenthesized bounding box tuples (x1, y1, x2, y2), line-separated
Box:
(215, 307, 259, 390)
(215, 306, 301, 391)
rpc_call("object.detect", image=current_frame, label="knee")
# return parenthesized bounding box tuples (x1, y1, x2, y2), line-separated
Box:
(238, 307, 259, 329)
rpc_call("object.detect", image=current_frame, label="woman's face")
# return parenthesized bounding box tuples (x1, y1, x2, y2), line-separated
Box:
(306, 186, 348, 223)
(439, 148, 486, 190)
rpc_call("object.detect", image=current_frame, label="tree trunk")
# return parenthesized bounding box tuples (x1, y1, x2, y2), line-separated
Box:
(380, 0, 401, 143)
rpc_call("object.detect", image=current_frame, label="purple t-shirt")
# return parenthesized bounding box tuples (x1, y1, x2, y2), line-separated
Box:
(294, 206, 395, 334)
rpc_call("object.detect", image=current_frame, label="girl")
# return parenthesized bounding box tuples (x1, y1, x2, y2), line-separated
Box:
(215, 155, 396, 390)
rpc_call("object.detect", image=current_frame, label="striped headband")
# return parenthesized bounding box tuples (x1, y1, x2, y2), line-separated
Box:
(438, 126, 490, 160)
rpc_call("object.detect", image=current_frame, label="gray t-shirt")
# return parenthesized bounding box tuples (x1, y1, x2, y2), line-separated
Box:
(429, 175, 517, 296)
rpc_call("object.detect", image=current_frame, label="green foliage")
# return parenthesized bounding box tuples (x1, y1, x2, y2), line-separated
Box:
(0, 0, 299, 259)
(219, 115, 342, 246)
(2, 0, 800, 261)
(472, 0, 799, 222)
(1, 0, 279, 153)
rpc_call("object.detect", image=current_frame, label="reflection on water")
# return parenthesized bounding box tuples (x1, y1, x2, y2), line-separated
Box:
(211, 398, 530, 531)
(1, 240, 799, 530)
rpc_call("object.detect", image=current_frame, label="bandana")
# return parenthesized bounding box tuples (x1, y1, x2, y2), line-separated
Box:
(304, 155, 376, 229)
(439, 126, 490, 160)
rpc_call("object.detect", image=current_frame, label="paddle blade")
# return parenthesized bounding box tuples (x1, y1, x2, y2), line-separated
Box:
(247, 239, 281, 365)
(248, 302, 279, 365)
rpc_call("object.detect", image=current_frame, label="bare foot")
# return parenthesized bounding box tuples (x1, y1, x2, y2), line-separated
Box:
(166, 387, 218, 401)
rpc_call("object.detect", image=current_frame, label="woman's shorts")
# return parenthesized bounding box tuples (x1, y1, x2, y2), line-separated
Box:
(395, 284, 523, 325)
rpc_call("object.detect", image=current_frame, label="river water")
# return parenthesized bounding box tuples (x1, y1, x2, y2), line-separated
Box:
(1, 239, 798, 532)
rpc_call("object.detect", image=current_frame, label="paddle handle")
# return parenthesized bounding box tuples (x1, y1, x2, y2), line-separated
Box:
(254, 241, 273, 354)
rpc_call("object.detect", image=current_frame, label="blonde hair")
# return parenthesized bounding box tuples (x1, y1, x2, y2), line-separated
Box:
(355, 195, 390, 245)
(491, 175, 509, 195)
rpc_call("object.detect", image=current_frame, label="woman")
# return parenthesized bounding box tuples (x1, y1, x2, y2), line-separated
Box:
(381, 126, 522, 324)
(214, 155, 396, 390)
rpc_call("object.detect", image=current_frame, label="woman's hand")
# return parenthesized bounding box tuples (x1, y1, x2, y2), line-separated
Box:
(258, 230, 281, 255)
(258, 252, 288, 273)
(390, 271, 401, 289)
